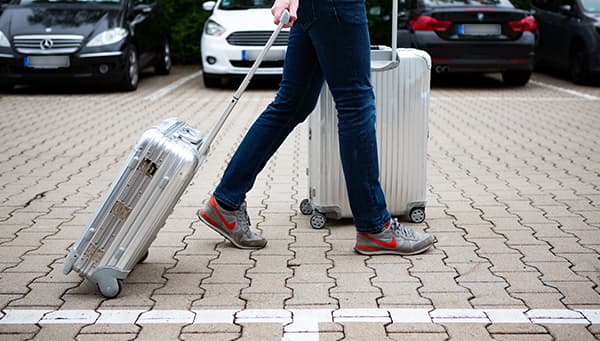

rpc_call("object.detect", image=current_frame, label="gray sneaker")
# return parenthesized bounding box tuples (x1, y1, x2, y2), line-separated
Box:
(355, 219, 434, 255)
(197, 196, 267, 249)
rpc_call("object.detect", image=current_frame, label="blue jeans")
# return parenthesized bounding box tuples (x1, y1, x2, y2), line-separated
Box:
(213, 0, 391, 233)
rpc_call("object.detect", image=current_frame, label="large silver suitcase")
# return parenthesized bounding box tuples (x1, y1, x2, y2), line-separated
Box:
(63, 11, 291, 298)
(300, 6, 431, 229)
(63, 118, 205, 297)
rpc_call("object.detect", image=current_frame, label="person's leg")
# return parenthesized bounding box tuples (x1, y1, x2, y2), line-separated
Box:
(308, 0, 389, 233)
(213, 22, 325, 210)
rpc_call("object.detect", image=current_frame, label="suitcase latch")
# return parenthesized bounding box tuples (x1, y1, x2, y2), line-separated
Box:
(138, 158, 158, 177)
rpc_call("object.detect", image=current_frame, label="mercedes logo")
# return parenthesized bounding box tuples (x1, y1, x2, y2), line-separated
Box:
(477, 13, 485, 21)
(40, 39, 53, 50)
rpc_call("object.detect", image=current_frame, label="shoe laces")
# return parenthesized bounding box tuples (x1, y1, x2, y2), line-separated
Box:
(235, 202, 253, 233)
(390, 218, 416, 239)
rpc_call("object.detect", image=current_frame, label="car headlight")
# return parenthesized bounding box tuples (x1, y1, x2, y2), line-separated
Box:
(87, 28, 128, 47)
(204, 20, 225, 37)
(0, 31, 10, 47)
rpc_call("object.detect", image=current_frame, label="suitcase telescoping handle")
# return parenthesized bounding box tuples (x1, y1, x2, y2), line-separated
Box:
(198, 10, 291, 157)
(391, 0, 397, 62)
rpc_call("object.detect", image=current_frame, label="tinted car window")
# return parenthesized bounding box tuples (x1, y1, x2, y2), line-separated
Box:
(580, 0, 600, 11)
(219, 0, 272, 10)
(422, 0, 514, 7)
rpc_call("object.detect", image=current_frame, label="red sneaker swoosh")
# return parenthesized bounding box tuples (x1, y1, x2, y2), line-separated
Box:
(363, 233, 397, 249)
(210, 196, 236, 230)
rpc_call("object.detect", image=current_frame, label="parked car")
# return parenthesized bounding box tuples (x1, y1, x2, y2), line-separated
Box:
(396, 0, 538, 85)
(532, 0, 600, 84)
(200, 0, 289, 88)
(0, 0, 171, 91)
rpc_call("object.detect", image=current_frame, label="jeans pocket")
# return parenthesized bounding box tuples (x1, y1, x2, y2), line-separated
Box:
(329, 0, 368, 24)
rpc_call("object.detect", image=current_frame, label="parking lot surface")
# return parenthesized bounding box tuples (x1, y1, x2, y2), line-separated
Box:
(0, 66, 599, 340)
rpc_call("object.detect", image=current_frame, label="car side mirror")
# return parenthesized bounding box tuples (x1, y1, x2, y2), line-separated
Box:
(559, 4, 572, 14)
(202, 1, 216, 11)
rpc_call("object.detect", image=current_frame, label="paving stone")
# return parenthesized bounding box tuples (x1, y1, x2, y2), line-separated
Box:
(542, 324, 597, 341)
(190, 284, 245, 309)
(374, 282, 432, 307)
(153, 273, 206, 295)
(444, 323, 493, 340)
(8, 282, 77, 309)
(243, 273, 292, 294)
(136, 324, 187, 339)
(31, 324, 82, 340)
(99, 284, 162, 308)
(342, 322, 389, 339)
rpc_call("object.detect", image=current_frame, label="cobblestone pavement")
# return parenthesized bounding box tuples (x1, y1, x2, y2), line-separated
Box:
(0, 66, 599, 340)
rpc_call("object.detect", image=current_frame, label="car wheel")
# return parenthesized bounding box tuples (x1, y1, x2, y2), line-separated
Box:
(155, 40, 172, 75)
(570, 48, 589, 85)
(502, 70, 531, 86)
(203, 72, 222, 88)
(118, 46, 139, 91)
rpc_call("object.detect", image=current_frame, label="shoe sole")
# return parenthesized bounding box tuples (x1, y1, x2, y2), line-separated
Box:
(354, 242, 434, 256)
(196, 210, 266, 250)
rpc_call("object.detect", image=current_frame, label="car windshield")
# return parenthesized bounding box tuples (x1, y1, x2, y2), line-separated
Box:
(12, 0, 121, 4)
(218, 0, 271, 10)
(580, 0, 600, 12)
(424, 0, 513, 6)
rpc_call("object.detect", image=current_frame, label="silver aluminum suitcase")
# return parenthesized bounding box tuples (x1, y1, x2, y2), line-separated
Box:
(63, 11, 291, 298)
(300, 1, 431, 229)
(63, 118, 205, 297)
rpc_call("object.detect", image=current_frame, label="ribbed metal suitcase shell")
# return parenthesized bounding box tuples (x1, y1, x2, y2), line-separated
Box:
(305, 48, 431, 227)
(63, 118, 205, 297)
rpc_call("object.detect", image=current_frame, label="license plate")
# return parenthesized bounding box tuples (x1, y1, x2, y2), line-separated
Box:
(24, 55, 70, 69)
(458, 24, 501, 36)
(241, 49, 284, 61)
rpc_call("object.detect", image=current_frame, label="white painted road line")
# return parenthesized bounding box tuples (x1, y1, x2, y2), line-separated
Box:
(1, 308, 597, 326)
(144, 71, 202, 101)
(530, 80, 600, 100)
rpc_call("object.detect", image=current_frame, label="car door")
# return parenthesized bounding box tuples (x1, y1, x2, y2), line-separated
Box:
(129, 0, 162, 68)
(539, 0, 575, 67)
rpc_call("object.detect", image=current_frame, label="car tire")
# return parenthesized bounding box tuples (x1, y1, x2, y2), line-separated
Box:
(570, 47, 590, 85)
(203, 72, 222, 88)
(118, 45, 139, 92)
(154, 40, 172, 75)
(502, 70, 531, 86)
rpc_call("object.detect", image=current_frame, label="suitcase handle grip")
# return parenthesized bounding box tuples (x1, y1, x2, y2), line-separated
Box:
(198, 10, 290, 156)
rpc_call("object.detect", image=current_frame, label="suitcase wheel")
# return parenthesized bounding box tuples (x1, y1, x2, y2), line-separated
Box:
(98, 278, 123, 298)
(409, 207, 426, 224)
(137, 250, 149, 264)
(299, 199, 313, 215)
(310, 212, 327, 229)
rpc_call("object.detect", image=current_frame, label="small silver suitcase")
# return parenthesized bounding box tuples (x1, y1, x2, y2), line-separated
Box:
(299, 1, 431, 229)
(63, 118, 205, 297)
(63, 11, 291, 297)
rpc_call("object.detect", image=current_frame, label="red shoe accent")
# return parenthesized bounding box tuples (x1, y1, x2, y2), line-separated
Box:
(200, 210, 219, 227)
(210, 196, 236, 230)
(355, 243, 380, 252)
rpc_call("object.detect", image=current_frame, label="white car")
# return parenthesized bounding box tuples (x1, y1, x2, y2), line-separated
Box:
(200, 0, 289, 87)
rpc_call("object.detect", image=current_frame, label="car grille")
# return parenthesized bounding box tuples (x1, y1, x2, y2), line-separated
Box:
(13, 35, 84, 55)
(226, 31, 289, 46)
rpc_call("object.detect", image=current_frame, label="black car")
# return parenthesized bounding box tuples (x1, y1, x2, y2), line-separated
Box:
(0, 0, 171, 91)
(396, 0, 538, 85)
(532, 0, 600, 84)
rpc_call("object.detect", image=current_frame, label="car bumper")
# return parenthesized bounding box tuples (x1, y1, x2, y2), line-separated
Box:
(0, 51, 128, 85)
(413, 31, 536, 72)
(201, 36, 287, 76)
